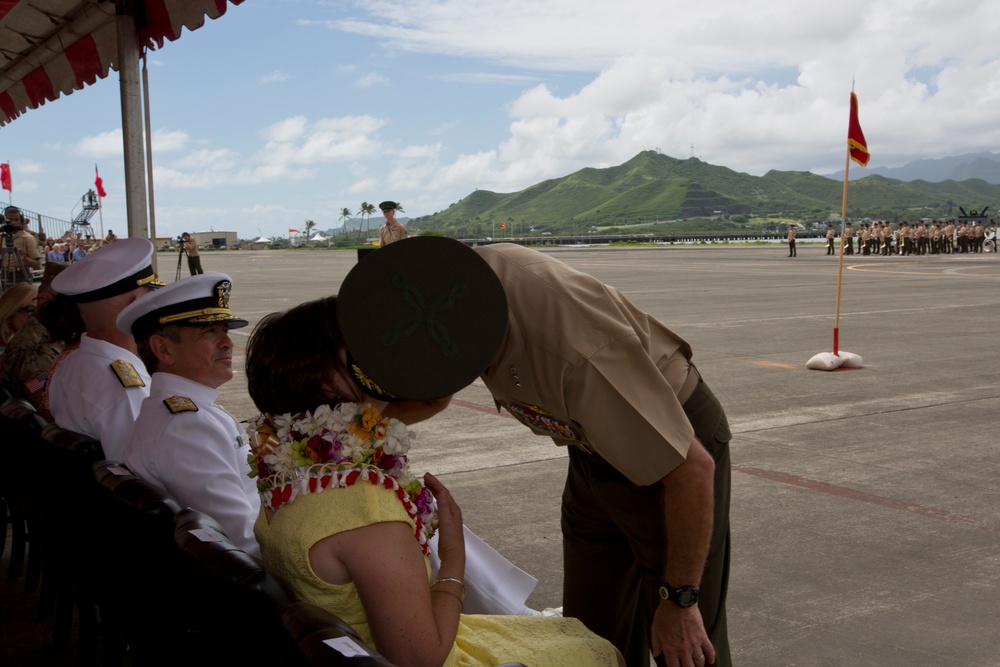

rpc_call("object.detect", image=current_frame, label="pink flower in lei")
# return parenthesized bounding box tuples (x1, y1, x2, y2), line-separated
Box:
(247, 403, 438, 554)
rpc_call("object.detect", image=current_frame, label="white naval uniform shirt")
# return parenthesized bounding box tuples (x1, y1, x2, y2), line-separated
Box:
(48, 334, 151, 461)
(124, 372, 260, 558)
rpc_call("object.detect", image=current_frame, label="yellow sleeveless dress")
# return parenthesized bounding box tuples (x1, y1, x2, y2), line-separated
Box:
(255, 482, 617, 667)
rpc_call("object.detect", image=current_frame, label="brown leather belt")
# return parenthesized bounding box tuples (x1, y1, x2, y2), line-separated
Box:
(676, 364, 701, 405)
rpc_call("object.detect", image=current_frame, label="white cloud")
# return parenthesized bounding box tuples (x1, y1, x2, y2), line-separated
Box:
(152, 128, 191, 153)
(74, 129, 123, 157)
(354, 72, 388, 88)
(259, 70, 290, 84)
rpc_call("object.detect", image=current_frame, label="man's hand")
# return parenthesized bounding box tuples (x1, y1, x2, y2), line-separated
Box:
(651, 602, 716, 666)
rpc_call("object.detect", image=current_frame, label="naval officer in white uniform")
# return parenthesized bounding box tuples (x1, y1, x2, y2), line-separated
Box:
(48, 238, 163, 460)
(119, 272, 260, 557)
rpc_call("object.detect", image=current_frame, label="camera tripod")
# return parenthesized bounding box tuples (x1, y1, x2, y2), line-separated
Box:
(0, 231, 33, 295)
(175, 242, 186, 282)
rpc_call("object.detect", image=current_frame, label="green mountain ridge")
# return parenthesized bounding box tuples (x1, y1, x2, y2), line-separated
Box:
(409, 151, 999, 237)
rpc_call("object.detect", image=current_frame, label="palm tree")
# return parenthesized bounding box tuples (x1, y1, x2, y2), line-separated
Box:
(338, 207, 352, 244)
(304, 219, 316, 240)
(359, 201, 377, 242)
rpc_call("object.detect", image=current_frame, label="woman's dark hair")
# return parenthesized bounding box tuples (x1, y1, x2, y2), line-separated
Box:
(245, 296, 361, 416)
(36, 293, 85, 345)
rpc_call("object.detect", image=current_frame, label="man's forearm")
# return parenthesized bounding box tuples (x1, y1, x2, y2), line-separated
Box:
(661, 438, 715, 586)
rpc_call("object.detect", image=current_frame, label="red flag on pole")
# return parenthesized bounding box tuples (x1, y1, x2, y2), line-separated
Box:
(288, 228, 300, 233)
(94, 164, 107, 197)
(1, 162, 11, 192)
(848, 92, 870, 167)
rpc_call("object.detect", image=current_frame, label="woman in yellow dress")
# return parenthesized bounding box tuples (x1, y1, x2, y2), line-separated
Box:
(244, 296, 623, 667)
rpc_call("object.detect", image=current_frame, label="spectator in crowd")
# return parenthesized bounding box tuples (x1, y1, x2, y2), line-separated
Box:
(0, 262, 82, 409)
(181, 232, 204, 275)
(378, 201, 409, 247)
(47, 239, 163, 460)
(72, 242, 88, 262)
(120, 273, 259, 556)
(0, 283, 38, 354)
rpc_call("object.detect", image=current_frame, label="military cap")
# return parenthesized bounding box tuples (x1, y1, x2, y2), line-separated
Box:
(337, 236, 508, 402)
(116, 272, 248, 339)
(51, 238, 164, 303)
(378, 201, 398, 212)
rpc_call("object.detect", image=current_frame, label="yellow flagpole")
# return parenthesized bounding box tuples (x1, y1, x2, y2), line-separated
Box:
(833, 143, 852, 355)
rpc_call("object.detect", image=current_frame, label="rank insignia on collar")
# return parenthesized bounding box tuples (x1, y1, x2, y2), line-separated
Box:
(503, 401, 581, 442)
(163, 396, 198, 414)
(110, 360, 145, 388)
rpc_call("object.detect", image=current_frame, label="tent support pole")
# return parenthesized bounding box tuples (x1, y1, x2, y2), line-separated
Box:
(115, 1, 149, 242)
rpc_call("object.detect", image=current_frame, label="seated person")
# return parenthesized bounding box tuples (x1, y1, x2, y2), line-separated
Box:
(119, 273, 260, 557)
(0, 283, 38, 354)
(0, 262, 83, 410)
(244, 296, 623, 667)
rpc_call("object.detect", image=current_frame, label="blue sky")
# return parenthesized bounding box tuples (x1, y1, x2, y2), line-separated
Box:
(3, 0, 1000, 240)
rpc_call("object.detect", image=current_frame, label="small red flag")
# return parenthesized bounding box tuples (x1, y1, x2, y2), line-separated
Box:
(288, 228, 300, 233)
(1, 162, 11, 192)
(94, 165, 107, 197)
(848, 92, 870, 167)
(501, 222, 506, 229)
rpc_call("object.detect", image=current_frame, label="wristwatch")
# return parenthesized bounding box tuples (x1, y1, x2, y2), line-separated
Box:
(659, 583, 700, 608)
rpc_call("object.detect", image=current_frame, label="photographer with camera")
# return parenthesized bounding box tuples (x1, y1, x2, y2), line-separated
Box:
(180, 232, 204, 276)
(3, 206, 42, 282)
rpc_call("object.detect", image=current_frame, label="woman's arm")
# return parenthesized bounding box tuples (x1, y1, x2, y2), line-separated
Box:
(310, 474, 466, 667)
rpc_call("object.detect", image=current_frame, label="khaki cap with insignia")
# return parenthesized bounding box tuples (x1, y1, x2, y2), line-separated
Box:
(116, 272, 248, 339)
(51, 238, 164, 303)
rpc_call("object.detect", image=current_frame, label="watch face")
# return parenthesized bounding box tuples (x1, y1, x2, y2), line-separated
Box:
(677, 589, 697, 607)
(659, 586, 669, 600)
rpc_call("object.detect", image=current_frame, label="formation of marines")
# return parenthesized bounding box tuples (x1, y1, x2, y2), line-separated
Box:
(832, 219, 996, 256)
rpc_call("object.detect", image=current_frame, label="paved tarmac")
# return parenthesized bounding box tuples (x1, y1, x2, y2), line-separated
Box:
(4, 242, 1000, 666)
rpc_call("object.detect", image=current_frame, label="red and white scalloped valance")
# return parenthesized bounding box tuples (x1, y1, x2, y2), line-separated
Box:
(0, 0, 244, 126)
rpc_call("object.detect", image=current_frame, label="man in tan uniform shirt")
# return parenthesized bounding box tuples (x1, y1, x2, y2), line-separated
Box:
(378, 200, 409, 247)
(474, 244, 731, 667)
(3, 206, 42, 282)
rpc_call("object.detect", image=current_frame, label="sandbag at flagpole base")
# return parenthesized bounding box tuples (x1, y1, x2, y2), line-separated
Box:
(806, 349, 864, 371)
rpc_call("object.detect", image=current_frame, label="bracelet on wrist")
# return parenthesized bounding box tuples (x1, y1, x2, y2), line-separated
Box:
(432, 577, 466, 599)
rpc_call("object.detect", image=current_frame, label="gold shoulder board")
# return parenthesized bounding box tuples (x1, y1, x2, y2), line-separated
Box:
(163, 396, 199, 414)
(111, 360, 146, 388)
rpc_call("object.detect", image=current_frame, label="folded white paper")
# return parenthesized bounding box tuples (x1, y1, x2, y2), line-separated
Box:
(428, 525, 540, 616)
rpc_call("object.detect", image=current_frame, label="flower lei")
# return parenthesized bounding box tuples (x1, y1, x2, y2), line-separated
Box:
(247, 402, 438, 554)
